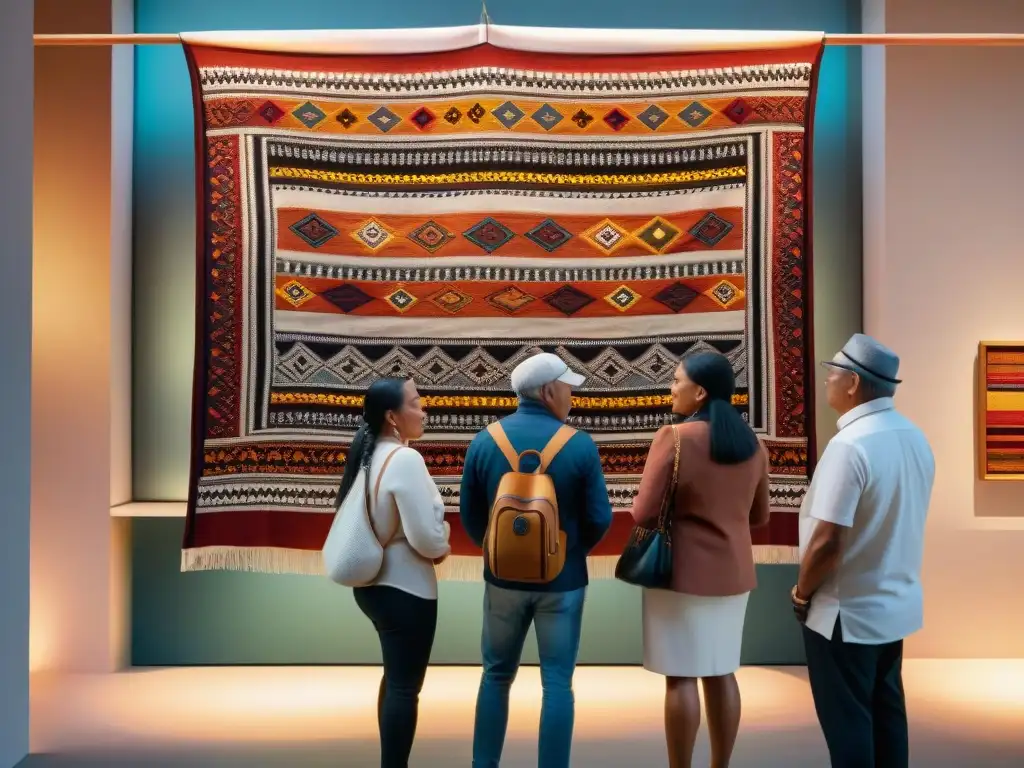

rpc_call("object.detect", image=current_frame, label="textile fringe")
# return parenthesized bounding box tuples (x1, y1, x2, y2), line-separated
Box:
(180, 546, 326, 575)
(752, 545, 800, 564)
(433, 555, 483, 582)
(434, 555, 622, 582)
(180, 546, 799, 576)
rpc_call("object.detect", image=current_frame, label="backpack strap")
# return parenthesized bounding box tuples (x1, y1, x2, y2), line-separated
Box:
(539, 425, 577, 472)
(487, 422, 520, 470)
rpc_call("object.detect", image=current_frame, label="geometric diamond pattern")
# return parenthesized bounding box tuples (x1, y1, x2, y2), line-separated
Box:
(587, 348, 634, 386)
(723, 98, 752, 124)
(277, 342, 325, 382)
(325, 346, 375, 385)
(486, 285, 535, 315)
(525, 219, 572, 252)
(492, 101, 526, 129)
(604, 285, 641, 312)
(581, 219, 629, 254)
(367, 106, 401, 133)
(543, 285, 596, 316)
(652, 282, 699, 313)
(634, 217, 681, 253)
(571, 109, 594, 128)
(257, 101, 285, 124)
(321, 284, 373, 313)
(634, 344, 680, 384)
(385, 286, 419, 313)
(373, 347, 418, 379)
(705, 279, 744, 308)
(350, 218, 394, 251)
(531, 104, 564, 131)
(277, 280, 316, 308)
(429, 286, 473, 314)
(416, 347, 458, 384)
(678, 101, 712, 128)
(336, 108, 358, 129)
(637, 104, 670, 131)
(408, 220, 455, 253)
(460, 348, 508, 386)
(463, 217, 515, 253)
(688, 211, 735, 247)
(409, 107, 436, 130)
(289, 213, 339, 248)
(603, 108, 631, 131)
(292, 101, 327, 129)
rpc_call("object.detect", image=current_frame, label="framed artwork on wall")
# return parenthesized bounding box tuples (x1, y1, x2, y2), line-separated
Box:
(978, 341, 1024, 480)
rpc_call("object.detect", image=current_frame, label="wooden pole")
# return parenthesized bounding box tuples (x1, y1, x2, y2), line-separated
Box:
(826, 33, 1024, 46)
(35, 33, 180, 45)
(31, 32, 1024, 47)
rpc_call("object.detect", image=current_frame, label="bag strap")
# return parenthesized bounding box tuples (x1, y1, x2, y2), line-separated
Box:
(487, 422, 577, 474)
(538, 425, 577, 473)
(487, 422, 520, 470)
(656, 426, 681, 532)
(364, 445, 404, 546)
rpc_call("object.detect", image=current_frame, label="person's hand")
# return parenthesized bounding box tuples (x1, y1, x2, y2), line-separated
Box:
(791, 585, 810, 624)
(433, 552, 449, 566)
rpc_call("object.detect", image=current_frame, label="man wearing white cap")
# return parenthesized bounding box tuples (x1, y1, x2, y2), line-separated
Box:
(792, 333, 935, 768)
(461, 350, 612, 768)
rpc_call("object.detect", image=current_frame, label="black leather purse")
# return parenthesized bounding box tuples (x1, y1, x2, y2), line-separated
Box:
(614, 425, 680, 590)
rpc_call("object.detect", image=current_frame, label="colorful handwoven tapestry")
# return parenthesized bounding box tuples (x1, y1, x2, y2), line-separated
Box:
(978, 342, 1024, 480)
(180, 26, 824, 576)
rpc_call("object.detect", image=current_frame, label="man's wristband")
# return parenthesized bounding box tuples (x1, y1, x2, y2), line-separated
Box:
(791, 585, 810, 606)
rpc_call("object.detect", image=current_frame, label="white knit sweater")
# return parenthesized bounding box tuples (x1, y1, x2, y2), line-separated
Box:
(365, 439, 451, 600)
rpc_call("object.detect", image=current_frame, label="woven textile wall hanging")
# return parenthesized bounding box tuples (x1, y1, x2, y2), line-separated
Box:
(180, 26, 824, 576)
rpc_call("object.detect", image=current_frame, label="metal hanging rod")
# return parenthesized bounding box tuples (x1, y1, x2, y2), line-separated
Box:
(31, 32, 1024, 47)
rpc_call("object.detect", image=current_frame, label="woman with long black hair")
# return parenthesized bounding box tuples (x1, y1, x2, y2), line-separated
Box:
(336, 377, 450, 768)
(630, 351, 770, 768)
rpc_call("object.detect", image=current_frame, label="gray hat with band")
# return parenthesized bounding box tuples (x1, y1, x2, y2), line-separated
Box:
(822, 333, 902, 385)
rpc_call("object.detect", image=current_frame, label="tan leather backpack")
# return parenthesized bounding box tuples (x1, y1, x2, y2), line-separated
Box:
(483, 422, 576, 583)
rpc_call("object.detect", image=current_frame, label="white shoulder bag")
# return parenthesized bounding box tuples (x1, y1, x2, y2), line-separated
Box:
(323, 446, 403, 587)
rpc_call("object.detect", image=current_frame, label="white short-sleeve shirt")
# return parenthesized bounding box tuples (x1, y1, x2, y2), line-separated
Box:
(799, 398, 935, 645)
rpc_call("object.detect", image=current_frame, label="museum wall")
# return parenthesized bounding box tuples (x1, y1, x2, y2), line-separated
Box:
(863, 0, 1024, 658)
(130, 0, 862, 664)
(31, 0, 134, 674)
(0, 3, 33, 764)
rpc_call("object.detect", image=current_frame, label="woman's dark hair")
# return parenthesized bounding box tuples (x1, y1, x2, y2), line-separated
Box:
(335, 377, 409, 507)
(682, 352, 760, 465)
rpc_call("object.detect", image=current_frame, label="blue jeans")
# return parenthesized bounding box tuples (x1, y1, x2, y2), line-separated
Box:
(472, 583, 587, 768)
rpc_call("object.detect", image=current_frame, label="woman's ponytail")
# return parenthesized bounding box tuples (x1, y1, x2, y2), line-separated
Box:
(333, 377, 410, 510)
(705, 397, 759, 465)
(682, 352, 760, 466)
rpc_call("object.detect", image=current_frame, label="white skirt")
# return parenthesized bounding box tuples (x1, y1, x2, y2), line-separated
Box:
(642, 588, 750, 678)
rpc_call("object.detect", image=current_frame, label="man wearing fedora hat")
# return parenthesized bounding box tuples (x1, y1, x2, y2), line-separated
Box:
(791, 333, 935, 768)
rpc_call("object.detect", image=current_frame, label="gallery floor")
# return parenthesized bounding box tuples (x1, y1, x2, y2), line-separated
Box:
(25, 662, 1024, 767)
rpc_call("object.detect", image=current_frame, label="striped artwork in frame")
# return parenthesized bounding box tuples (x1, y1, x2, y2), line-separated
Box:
(978, 341, 1024, 480)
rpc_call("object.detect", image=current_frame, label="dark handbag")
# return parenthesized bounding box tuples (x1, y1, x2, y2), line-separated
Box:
(614, 425, 680, 589)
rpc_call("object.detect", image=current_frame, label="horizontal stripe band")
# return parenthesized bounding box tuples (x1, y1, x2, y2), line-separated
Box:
(274, 307, 746, 340)
(268, 166, 747, 186)
(269, 392, 748, 410)
(987, 391, 1024, 411)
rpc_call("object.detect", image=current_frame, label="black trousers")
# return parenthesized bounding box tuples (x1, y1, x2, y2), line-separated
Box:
(802, 620, 909, 768)
(354, 585, 438, 768)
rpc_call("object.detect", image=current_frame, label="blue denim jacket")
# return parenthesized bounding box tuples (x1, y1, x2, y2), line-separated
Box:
(459, 399, 613, 592)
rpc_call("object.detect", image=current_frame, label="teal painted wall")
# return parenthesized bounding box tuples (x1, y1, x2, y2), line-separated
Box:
(133, 519, 804, 665)
(131, 0, 861, 665)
